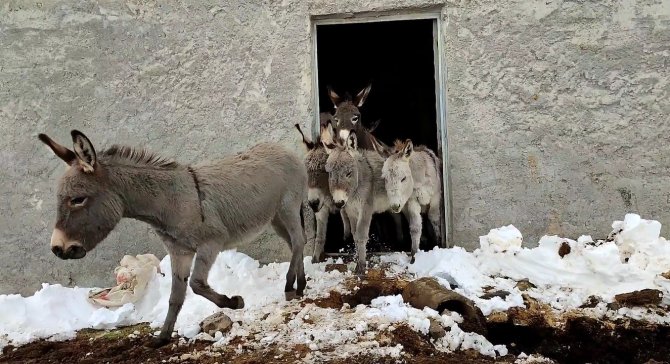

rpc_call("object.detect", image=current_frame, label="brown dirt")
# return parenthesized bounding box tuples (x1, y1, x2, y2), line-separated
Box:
(557, 242, 571, 258)
(0, 324, 514, 364)
(303, 266, 410, 309)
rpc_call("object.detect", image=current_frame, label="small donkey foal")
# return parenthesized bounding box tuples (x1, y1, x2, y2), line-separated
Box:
(38, 130, 308, 347)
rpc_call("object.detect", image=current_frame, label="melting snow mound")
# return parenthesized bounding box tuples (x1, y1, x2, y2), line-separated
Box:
(0, 213, 669, 360)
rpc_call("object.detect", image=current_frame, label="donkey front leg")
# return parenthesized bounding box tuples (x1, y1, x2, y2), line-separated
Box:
(312, 207, 330, 263)
(353, 208, 373, 276)
(404, 199, 422, 264)
(341, 208, 351, 242)
(149, 250, 195, 348)
(190, 244, 245, 309)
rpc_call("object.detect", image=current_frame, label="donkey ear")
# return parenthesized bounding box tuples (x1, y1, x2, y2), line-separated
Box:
(346, 130, 358, 151)
(294, 124, 315, 149)
(371, 136, 390, 158)
(38, 133, 77, 165)
(71, 130, 97, 173)
(327, 86, 342, 108)
(402, 139, 413, 158)
(320, 120, 335, 146)
(368, 118, 381, 133)
(354, 84, 372, 107)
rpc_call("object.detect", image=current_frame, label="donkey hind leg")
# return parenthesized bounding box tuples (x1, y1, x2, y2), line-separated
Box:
(404, 199, 422, 264)
(149, 250, 195, 348)
(190, 244, 245, 309)
(312, 208, 329, 263)
(272, 208, 307, 300)
(353, 209, 373, 276)
(427, 201, 444, 248)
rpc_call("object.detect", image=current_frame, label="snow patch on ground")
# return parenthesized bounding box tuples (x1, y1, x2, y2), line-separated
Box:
(1, 213, 669, 359)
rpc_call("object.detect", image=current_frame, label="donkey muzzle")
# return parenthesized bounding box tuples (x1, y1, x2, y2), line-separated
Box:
(334, 200, 345, 209)
(391, 204, 402, 213)
(308, 199, 321, 212)
(52, 245, 87, 260)
(51, 228, 86, 259)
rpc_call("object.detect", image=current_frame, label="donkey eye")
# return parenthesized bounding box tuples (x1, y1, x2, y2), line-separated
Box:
(333, 118, 340, 125)
(69, 196, 88, 207)
(351, 115, 359, 123)
(401, 177, 407, 182)
(346, 172, 352, 178)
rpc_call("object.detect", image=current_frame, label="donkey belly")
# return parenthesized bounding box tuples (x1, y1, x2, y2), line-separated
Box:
(196, 142, 307, 247)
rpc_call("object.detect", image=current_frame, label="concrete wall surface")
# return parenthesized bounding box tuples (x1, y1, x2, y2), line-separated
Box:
(1, 0, 668, 295)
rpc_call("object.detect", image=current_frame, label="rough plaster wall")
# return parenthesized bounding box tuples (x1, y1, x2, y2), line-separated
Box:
(1, 0, 669, 295)
(443, 0, 670, 248)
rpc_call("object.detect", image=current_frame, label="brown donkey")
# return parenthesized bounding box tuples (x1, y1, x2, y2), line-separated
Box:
(38, 130, 308, 347)
(327, 84, 384, 149)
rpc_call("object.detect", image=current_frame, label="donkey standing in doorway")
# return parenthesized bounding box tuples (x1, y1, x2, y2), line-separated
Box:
(374, 139, 444, 261)
(327, 84, 384, 149)
(295, 117, 351, 263)
(38, 130, 308, 347)
(324, 131, 397, 275)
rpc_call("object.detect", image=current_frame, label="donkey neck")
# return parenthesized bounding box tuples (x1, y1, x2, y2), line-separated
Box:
(104, 163, 199, 231)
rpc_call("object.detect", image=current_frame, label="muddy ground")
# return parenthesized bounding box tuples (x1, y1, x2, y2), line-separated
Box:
(2, 268, 670, 364)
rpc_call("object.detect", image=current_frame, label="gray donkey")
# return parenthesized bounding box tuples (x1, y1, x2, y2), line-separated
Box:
(324, 131, 394, 275)
(375, 139, 445, 259)
(295, 120, 351, 263)
(38, 130, 308, 348)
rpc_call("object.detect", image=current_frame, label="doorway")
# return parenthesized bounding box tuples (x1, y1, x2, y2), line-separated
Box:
(312, 15, 448, 255)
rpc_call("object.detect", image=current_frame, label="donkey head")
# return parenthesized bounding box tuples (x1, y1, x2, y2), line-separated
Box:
(295, 123, 331, 212)
(325, 131, 360, 209)
(327, 84, 372, 144)
(38, 130, 123, 259)
(381, 139, 414, 213)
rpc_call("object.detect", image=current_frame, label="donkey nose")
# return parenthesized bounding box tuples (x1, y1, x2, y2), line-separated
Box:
(391, 204, 401, 212)
(64, 245, 87, 259)
(308, 200, 320, 212)
(51, 246, 64, 259)
(334, 201, 345, 209)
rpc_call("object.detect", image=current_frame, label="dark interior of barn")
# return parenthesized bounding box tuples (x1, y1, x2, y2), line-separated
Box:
(315, 19, 442, 255)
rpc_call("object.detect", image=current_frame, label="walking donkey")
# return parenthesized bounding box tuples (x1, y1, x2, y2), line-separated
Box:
(373, 138, 445, 261)
(324, 128, 401, 275)
(38, 130, 308, 347)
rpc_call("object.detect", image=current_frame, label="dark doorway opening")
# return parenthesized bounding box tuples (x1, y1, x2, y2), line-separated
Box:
(315, 18, 442, 255)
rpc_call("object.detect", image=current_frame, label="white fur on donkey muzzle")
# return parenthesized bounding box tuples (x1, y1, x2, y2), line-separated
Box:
(51, 228, 85, 259)
(331, 189, 348, 206)
(339, 130, 350, 143)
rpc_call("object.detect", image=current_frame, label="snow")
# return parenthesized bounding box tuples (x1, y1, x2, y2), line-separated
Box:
(1, 213, 670, 360)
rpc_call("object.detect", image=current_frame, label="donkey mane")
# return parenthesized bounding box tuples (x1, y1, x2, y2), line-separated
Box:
(392, 139, 407, 151)
(101, 145, 179, 169)
(391, 139, 434, 155)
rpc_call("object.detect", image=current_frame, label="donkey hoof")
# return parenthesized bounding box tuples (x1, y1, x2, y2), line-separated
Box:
(146, 337, 170, 349)
(231, 295, 245, 309)
(285, 290, 297, 301)
(410, 256, 416, 264)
